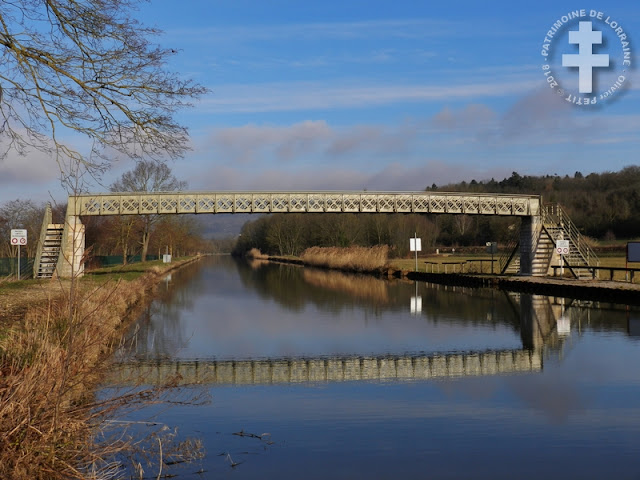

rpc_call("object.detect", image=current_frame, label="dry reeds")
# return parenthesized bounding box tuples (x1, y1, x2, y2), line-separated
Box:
(0, 267, 196, 479)
(300, 245, 389, 272)
(246, 248, 268, 259)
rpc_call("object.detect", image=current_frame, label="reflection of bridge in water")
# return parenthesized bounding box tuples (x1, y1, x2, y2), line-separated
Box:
(108, 290, 590, 386)
(109, 349, 543, 387)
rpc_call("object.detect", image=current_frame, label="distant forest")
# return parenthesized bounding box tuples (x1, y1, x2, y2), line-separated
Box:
(234, 166, 640, 257)
(431, 166, 640, 240)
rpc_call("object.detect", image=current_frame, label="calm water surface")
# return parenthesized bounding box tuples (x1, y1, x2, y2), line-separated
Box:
(104, 256, 640, 479)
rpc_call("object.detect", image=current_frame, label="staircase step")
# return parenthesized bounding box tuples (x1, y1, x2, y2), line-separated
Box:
(36, 224, 64, 279)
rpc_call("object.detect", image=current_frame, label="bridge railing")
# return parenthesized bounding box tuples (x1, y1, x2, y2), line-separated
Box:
(69, 191, 541, 217)
(32, 203, 52, 279)
(542, 204, 598, 268)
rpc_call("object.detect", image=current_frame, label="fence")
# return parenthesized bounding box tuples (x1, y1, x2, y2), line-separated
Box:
(87, 255, 160, 268)
(424, 259, 498, 274)
(550, 265, 640, 283)
(0, 257, 35, 279)
(0, 256, 161, 279)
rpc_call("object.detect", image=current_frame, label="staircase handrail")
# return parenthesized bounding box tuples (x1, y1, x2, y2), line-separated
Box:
(542, 204, 599, 267)
(499, 239, 519, 274)
(499, 224, 521, 273)
(32, 203, 52, 278)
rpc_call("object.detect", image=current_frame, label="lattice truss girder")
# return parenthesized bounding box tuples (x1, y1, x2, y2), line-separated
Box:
(70, 192, 540, 216)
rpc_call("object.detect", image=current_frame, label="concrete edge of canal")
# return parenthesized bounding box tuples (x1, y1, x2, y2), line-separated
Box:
(265, 254, 640, 306)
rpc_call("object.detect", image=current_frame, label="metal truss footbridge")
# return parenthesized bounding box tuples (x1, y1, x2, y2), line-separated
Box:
(32, 190, 596, 279)
(68, 191, 540, 216)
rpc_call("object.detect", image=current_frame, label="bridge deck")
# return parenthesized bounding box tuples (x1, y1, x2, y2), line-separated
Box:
(70, 191, 541, 216)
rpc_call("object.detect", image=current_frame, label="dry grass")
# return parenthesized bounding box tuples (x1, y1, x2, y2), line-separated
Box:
(300, 245, 389, 272)
(0, 259, 204, 479)
(246, 248, 268, 259)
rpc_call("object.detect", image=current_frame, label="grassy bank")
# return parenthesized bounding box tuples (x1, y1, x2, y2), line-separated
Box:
(0, 257, 200, 479)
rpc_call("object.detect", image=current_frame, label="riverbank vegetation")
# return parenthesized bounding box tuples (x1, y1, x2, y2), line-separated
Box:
(300, 245, 389, 272)
(0, 258, 202, 479)
(236, 213, 437, 257)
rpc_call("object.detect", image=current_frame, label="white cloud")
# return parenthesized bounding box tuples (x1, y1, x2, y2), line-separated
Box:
(191, 157, 514, 193)
(168, 18, 462, 45)
(199, 77, 540, 114)
(431, 104, 497, 130)
(211, 121, 332, 164)
(0, 149, 60, 186)
(204, 120, 421, 166)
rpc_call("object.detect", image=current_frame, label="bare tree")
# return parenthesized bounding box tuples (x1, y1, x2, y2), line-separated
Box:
(0, 0, 206, 188)
(111, 160, 187, 261)
(454, 214, 473, 237)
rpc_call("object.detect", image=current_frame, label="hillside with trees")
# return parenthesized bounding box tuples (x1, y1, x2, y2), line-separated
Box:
(234, 166, 640, 257)
(430, 166, 640, 240)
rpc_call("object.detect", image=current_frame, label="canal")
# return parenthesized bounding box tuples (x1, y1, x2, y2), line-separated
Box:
(102, 255, 640, 479)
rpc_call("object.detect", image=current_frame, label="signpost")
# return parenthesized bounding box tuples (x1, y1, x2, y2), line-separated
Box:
(627, 242, 640, 263)
(556, 239, 569, 276)
(10, 229, 27, 280)
(626, 242, 640, 281)
(409, 233, 422, 272)
(486, 242, 497, 274)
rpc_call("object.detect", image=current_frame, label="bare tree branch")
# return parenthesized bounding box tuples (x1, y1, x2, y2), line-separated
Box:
(0, 0, 207, 190)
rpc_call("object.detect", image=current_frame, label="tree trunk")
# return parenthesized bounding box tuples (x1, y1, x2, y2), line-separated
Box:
(141, 230, 150, 262)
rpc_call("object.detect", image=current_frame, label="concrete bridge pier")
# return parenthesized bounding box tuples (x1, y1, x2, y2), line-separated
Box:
(520, 293, 557, 350)
(55, 214, 85, 279)
(519, 215, 542, 276)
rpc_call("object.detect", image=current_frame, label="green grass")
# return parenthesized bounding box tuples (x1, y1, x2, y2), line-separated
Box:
(391, 254, 498, 273)
(84, 259, 177, 282)
(84, 257, 195, 283)
(0, 278, 48, 291)
(597, 257, 628, 268)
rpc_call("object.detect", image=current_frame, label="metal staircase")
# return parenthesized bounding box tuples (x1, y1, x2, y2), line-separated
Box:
(501, 204, 598, 278)
(33, 204, 64, 279)
(35, 225, 63, 278)
(500, 231, 556, 276)
(531, 227, 556, 276)
(500, 238, 520, 275)
(542, 204, 598, 279)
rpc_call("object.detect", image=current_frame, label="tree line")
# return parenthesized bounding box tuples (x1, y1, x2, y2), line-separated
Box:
(0, 161, 215, 265)
(430, 166, 640, 240)
(234, 166, 640, 257)
(0, 198, 214, 263)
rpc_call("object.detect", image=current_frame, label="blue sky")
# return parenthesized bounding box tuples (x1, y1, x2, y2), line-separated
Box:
(1, 0, 639, 202)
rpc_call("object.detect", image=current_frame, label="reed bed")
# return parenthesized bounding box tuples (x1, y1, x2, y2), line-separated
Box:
(300, 245, 389, 272)
(246, 248, 269, 259)
(0, 264, 198, 479)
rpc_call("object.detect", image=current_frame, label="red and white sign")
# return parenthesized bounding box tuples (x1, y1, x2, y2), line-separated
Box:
(556, 239, 569, 255)
(10, 229, 27, 246)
